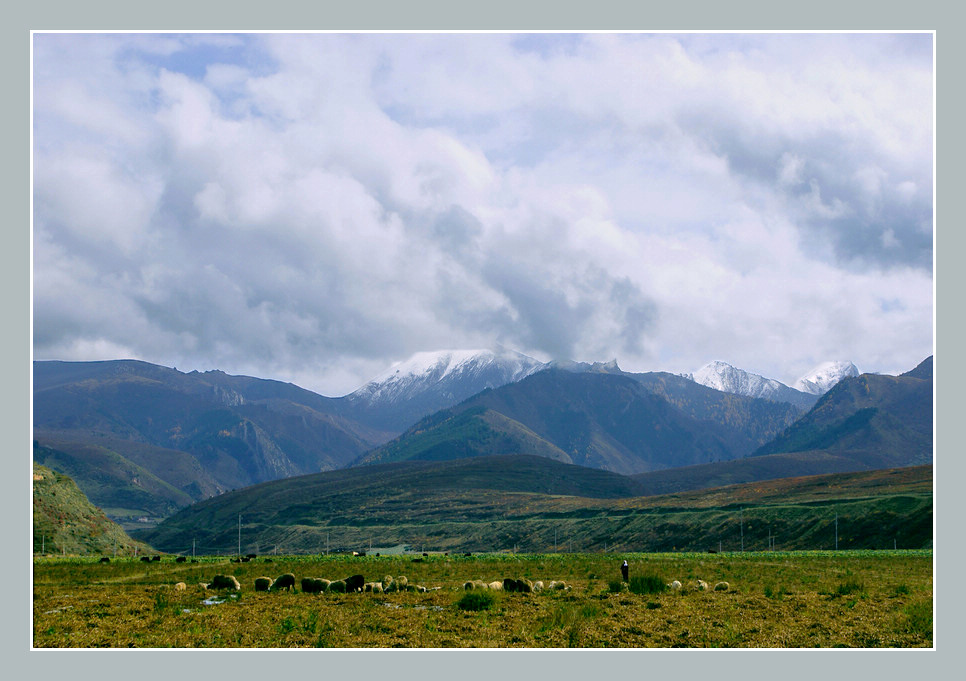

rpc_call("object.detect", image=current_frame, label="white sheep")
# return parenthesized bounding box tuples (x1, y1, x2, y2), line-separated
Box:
(668, 580, 682, 590)
(713, 581, 730, 592)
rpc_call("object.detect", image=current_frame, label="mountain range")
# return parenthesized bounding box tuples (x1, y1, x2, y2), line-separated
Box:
(686, 360, 858, 408)
(339, 348, 546, 432)
(356, 368, 803, 474)
(32, 350, 931, 528)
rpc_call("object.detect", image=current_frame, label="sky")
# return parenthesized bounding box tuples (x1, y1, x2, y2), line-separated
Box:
(31, 32, 934, 397)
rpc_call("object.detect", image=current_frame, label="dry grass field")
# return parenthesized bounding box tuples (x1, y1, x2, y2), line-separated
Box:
(32, 550, 932, 648)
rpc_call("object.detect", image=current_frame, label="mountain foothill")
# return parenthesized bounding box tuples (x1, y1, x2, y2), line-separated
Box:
(32, 351, 933, 551)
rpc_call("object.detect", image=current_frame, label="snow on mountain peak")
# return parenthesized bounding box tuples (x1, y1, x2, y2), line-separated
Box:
(689, 361, 786, 400)
(351, 348, 546, 404)
(793, 361, 860, 395)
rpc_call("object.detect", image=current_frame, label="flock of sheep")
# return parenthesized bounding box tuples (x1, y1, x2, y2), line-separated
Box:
(462, 578, 570, 593)
(668, 580, 730, 592)
(198, 572, 437, 594)
(191, 573, 730, 594)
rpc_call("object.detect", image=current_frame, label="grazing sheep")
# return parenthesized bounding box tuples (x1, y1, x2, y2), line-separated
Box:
(140, 556, 151, 562)
(152, 555, 161, 562)
(344, 574, 365, 593)
(548, 581, 570, 591)
(175, 556, 186, 563)
(533, 581, 544, 592)
(246, 553, 257, 559)
(487, 581, 503, 591)
(502, 578, 532, 593)
(416, 585, 427, 593)
(364, 582, 384, 593)
(209, 574, 241, 591)
(174, 582, 186, 592)
(99, 557, 110, 563)
(271, 573, 296, 592)
(254, 577, 273, 592)
(696, 580, 709, 591)
(382, 575, 410, 593)
(669, 580, 682, 590)
(301, 577, 327, 594)
(327, 580, 346, 593)
(713, 581, 730, 592)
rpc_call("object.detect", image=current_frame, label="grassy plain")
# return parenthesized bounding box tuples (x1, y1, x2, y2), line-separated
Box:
(33, 550, 932, 648)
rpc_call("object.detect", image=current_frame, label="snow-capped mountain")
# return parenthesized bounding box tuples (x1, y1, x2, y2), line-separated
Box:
(689, 361, 786, 399)
(793, 361, 860, 395)
(343, 349, 547, 432)
(686, 361, 819, 411)
(352, 349, 546, 405)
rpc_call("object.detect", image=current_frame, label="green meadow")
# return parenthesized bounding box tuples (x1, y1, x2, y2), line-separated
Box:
(33, 550, 932, 648)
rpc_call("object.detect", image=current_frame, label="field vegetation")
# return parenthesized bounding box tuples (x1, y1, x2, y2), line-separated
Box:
(137, 462, 932, 555)
(33, 550, 932, 648)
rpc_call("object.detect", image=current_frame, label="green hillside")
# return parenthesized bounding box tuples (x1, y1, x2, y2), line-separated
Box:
(33, 439, 211, 520)
(357, 370, 801, 474)
(33, 360, 388, 520)
(754, 358, 932, 464)
(134, 455, 931, 555)
(33, 462, 153, 557)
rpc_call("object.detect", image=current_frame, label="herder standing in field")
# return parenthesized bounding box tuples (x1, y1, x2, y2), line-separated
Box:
(621, 560, 629, 582)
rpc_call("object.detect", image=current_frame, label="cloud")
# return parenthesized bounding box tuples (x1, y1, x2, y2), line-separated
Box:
(32, 32, 934, 395)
